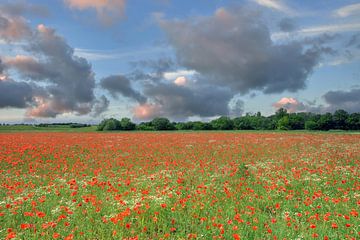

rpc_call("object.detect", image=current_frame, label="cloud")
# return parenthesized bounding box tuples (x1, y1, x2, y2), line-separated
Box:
(100, 75, 146, 103)
(0, 78, 34, 108)
(163, 69, 196, 80)
(138, 82, 234, 120)
(15, 24, 101, 117)
(0, 13, 31, 42)
(252, 0, 294, 15)
(74, 46, 171, 61)
(323, 88, 360, 113)
(4, 55, 57, 80)
(159, 7, 331, 94)
(0, 1, 48, 17)
(333, 3, 360, 18)
(131, 58, 174, 78)
(0, 1, 48, 42)
(347, 33, 360, 49)
(272, 22, 360, 40)
(0, 3, 107, 118)
(91, 95, 110, 117)
(228, 96, 244, 117)
(133, 103, 161, 120)
(64, 0, 126, 25)
(278, 18, 296, 32)
(0, 58, 4, 74)
(127, 56, 236, 120)
(174, 76, 187, 86)
(272, 89, 360, 114)
(273, 97, 305, 113)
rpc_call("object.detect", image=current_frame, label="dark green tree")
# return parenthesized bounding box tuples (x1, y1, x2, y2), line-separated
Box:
(175, 122, 194, 130)
(101, 118, 121, 131)
(288, 113, 305, 130)
(211, 116, 234, 130)
(333, 109, 349, 130)
(151, 117, 175, 130)
(275, 108, 288, 121)
(136, 122, 154, 131)
(192, 121, 212, 130)
(346, 113, 360, 130)
(277, 116, 290, 130)
(305, 120, 319, 130)
(318, 113, 334, 131)
(233, 116, 253, 130)
(120, 118, 136, 130)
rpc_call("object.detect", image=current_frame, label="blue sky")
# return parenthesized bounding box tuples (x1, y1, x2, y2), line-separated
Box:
(0, 0, 359, 123)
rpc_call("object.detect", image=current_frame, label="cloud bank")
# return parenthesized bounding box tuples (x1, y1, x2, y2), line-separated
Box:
(274, 89, 360, 114)
(158, 7, 331, 95)
(0, 3, 108, 118)
(64, 0, 126, 25)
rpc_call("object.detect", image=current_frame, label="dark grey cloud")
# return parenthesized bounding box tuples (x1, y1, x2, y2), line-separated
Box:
(91, 95, 110, 117)
(279, 89, 360, 114)
(0, 79, 34, 108)
(100, 75, 146, 103)
(158, 7, 333, 94)
(142, 82, 233, 118)
(347, 33, 360, 49)
(323, 88, 360, 113)
(4, 55, 58, 80)
(131, 58, 174, 73)
(15, 25, 99, 117)
(0, 58, 4, 73)
(278, 18, 296, 32)
(0, 2, 107, 118)
(127, 57, 236, 119)
(0, 1, 48, 17)
(129, 58, 175, 83)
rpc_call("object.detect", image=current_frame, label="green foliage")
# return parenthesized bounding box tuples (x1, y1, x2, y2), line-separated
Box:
(175, 122, 194, 130)
(305, 120, 319, 130)
(120, 118, 136, 130)
(333, 109, 349, 130)
(318, 113, 334, 131)
(274, 108, 288, 121)
(193, 121, 212, 130)
(17, 109, 358, 133)
(211, 116, 233, 130)
(136, 122, 154, 131)
(288, 114, 305, 130)
(346, 113, 360, 130)
(151, 117, 175, 130)
(277, 116, 290, 130)
(97, 118, 121, 131)
(69, 123, 89, 128)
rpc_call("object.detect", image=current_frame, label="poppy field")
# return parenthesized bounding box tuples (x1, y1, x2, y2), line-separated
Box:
(0, 132, 359, 239)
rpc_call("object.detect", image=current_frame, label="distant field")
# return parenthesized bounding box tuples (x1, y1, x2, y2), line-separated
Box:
(0, 132, 359, 239)
(0, 125, 359, 134)
(0, 125, 97, 132)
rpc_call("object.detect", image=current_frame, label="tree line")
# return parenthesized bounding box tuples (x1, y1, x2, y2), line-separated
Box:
(97, 109, 360, 131)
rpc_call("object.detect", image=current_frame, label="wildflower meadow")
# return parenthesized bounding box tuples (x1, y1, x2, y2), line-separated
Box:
(0, 132, 359, 239)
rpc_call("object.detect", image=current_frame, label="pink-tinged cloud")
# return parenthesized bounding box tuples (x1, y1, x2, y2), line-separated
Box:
(26, 96, 55, 118)
(133, 103, 160, 120)
(0, 15, 31, 41)
(0, 75, 7, 81)
(5, 55, 37, 67)
(64, 0, 126, 25)
(174, 76, 187, 86)
(273, 97, 305, 113)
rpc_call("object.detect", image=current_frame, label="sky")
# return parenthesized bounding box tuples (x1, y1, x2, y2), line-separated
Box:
(0, 0, 359, 123)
